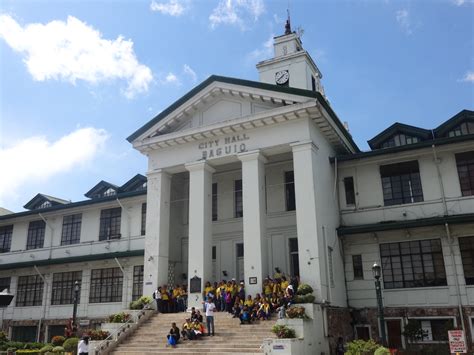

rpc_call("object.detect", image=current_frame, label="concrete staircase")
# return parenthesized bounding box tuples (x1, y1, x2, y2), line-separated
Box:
(110, 311, 276, 354)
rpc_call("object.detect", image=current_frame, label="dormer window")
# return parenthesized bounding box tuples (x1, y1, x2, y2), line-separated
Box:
(103, 188, 116, 197)
(447, 122, 474, 137)
(37, 201, 52, 209)
(381, 134, 419, 149)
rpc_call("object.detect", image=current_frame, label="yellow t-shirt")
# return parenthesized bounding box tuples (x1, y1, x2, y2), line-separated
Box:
(264, 284, 272, 295)
(173, 288, 181, 298)
(161, 290, 169, 300)
(244, 299, 254, 307)
(204, 286, 214, 295)
(281, 281, 289, 290)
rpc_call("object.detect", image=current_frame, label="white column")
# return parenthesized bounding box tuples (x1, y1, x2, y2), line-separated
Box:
(185, 161, 215, 309)
(291, 141, 323, 300)
(143, 169, 171, 297)
(238, 150, 268, 297)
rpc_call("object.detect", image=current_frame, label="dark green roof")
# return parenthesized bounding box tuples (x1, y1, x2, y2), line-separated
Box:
(84, 180, 119, 198)
(434, 109, 474, 137)
(0, 189, 146, 222)
(367, 122, 432, 150)
(337, 213, 474, 235)
(23, 193, 70, 210)
(127, 75, 360, 153)
(0, 250, 144, 271)
(333, 132, 474, 162)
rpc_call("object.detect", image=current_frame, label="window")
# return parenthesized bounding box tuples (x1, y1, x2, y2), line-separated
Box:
(344, 177, 356, 206)
(99, 207, 121, 240)
(355, 325, 371, 340)
(212, 183, 218, 221)
(11, 326, 37, 342)
(16, 275, 44, 307)
(381, 134, 419, 148)
(234, 180, 243, 218)
(61, 214, 82, 245)
(448, 122, 474, 137)
(408, 319, 454, 341)
(132, 265, 144, 301)
(38, 201, 52, 209)
(141, 203, 146, 236)
(103, 188, 117, 197)
(89, 267, 123, 303)
(236, 243, 244, 258)
(51, 271, 82, 305)
(26, 220, 46, 250)
(380, 161, 423, 206)
(456, 151, 474, 196)
(328, 247, 335, 287)
(0, 277, 11, 292)
(380, 239, 447, 289)
(285, 171, 296, 211)
(352, 255, 364, 280)
(459, 236, 474, 285)
(289, 238, 299, 277)
(212, 246, 217, 260)
(0, 225, 13, 253)
(311, 76, 316, 91)
(48, 325, 66, 341)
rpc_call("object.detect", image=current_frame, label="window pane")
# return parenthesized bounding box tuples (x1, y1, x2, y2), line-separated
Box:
(234, 180, 243, 218)
(0, 225, 13, 253)
(99, 208, 122, 240)
(456, 151, 474, 196)
(285, 171, 296, 211)
(26, 220, 46, 250)
(132, 265, 144, 301)
(380, 161, 423, 206)
(459, 236, 474, 285)
(352, 255, 364, 279)
(344, 177, 356, 206)
(89, 267, 123, 303)
(61, 214, 82, 245)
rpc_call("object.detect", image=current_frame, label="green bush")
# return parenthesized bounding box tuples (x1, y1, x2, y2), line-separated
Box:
(108, 312, 131, 323)
(39, 345, 53, 354)
(129, 295, 152, 310)
(293, 294, 315, 304)
(51, 336, 65, 347)
(62, 337, 79, 352)
(374, 346, 390, 355)
(0, 331, 8, 342)
(24, 343, 44, 350)
(51, 346, 64, 353)
(345, 339, 380, 355)
(296, 283, 313, 296)
(285, 306, 309, 319)
(15, 350, 41, 354)
(271, 324, 296, 339)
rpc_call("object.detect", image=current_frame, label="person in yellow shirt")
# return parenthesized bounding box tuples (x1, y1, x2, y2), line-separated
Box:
(244, 295, 254, 308)
(263, 279, 272, 298)
(280, 276, 289, 292)
(161, 285, 170, 313)
(258, 299, 271, 320)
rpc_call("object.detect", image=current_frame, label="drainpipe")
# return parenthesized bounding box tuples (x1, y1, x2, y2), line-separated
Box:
(431, 144, 448, 215)
(38, 213, 54, 259)
(116, 197, 131, 251)
(445, 223, 466, 333)
(33, 265, 48, 343)
(114, 258, 129, 308)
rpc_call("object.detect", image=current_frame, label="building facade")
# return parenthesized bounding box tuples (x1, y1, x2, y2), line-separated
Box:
(0, 21, 473, 351)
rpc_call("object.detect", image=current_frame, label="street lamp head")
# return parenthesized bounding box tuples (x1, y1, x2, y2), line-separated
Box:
(74, 281, 80, 292)
(372, 262, 382, 280)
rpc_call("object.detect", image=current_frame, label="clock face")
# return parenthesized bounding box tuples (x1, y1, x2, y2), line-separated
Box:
(275, 70, 289, 85)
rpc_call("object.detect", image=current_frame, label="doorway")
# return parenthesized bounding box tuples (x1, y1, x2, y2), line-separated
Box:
(289, 238, 299, 277)
(386, 319, 403, 349)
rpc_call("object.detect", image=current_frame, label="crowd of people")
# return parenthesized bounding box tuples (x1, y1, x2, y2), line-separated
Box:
(162, 270, 299, 348)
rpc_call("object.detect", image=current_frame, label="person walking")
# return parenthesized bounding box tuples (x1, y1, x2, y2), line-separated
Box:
(153, 287, 162, 313)
(205, 296, 216, 336)
(77, 336, 89, 355)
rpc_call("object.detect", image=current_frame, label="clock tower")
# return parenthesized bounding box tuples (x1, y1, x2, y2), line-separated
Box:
(256, 15, 324, 95)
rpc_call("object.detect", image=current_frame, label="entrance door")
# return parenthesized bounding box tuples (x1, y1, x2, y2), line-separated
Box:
(386, 319, 403, 349)
(236, 243, 244, 282)
(212, 246, 217, 282)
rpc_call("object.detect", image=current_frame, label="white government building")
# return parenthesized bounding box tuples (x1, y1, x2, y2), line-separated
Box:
(0, 21, 473, 351)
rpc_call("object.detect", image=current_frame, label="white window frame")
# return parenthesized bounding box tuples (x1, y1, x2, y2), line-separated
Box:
(405, 316, 457, 344)
(354, 324, 372, 340)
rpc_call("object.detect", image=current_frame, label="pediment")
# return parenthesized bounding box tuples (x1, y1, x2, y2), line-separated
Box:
(128, 76, 313, 143)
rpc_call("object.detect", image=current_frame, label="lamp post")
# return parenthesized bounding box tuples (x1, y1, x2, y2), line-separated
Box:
(372, 262, 387, 347)
(72, 281, 80, 334)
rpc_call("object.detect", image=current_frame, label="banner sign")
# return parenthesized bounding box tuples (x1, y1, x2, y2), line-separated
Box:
(448, 330, 466, 354)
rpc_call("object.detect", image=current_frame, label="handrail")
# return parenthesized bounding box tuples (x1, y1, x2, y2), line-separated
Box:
(94, 306, 153, 355)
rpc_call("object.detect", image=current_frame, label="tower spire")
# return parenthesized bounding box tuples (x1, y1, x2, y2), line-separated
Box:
(285, 9, 292, 35)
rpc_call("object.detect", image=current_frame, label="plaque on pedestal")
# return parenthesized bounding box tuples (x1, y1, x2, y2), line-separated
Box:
(190, 276, 201, 293)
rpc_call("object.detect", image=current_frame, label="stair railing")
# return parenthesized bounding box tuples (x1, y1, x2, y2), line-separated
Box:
(94, 306, 154, 355)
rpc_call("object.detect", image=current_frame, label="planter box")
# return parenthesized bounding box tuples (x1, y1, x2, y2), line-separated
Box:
(277, 318, 305, 338)
(262, 338, 304, 355)
(101, 322, 123, 339)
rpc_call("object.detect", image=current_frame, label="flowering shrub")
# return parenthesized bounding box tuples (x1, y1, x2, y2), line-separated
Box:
(86, 329, 110, 340)
(129, 295, 152, 310)
(285, 306, 309, 319)
(293, 294, 315, 304)
(271, 324, 296, 339)
(108, 312, 131, 323)
(51, 336, 65, 346)
(296, 283, 313, 295)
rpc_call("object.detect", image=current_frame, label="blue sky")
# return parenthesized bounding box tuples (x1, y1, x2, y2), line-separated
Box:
(0, 0, 473, 212)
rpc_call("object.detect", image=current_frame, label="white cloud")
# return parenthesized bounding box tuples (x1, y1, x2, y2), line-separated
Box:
(0, 128, 108, 205)
(460, 71, 474, 82)
(183, 64, 197, 83)
(164, 72, 180, 84)
(396, 9, 412, 35)
(247, 34, 273, 62)
(452, 0, 474, 5)
(0, 15, 153, 98)
(150, 0, 189, 16)
(209, 0, 265, 30)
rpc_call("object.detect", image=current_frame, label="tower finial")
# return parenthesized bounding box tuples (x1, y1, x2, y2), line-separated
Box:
(285, 8, 292, 35)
